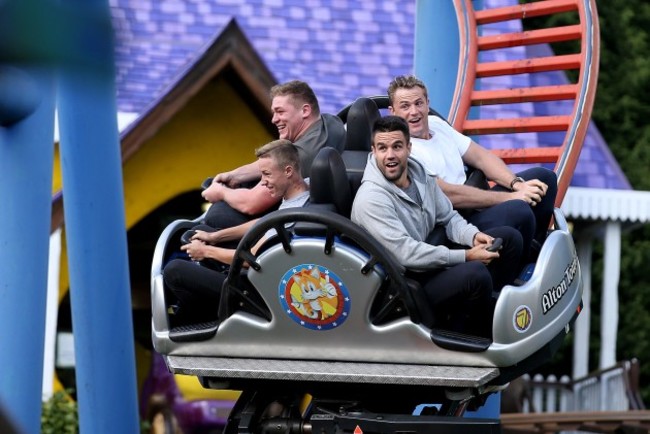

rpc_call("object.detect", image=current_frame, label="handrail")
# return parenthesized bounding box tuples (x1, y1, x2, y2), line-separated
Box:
(501, 410, 650, 434)
(451, 0, 600, 207)
(450, 0, 476, 130)
(555, 0, 600, 205)
(525, 359, 646, 412)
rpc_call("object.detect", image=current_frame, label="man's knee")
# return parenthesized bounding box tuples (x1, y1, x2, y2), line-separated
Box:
(463, 262, 493, 299)
(500, 200, 536, 232)
(163, 259, 192, 288)
(486, 226, 524, 257)
(521, 168, 557, 194)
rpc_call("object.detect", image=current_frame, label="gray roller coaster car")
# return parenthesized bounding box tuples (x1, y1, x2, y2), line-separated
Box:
(150, 100, 582, 434)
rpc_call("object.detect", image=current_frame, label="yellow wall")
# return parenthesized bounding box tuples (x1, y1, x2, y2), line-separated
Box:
(56, 75, 273, 290)
(122, 76, 273, 229)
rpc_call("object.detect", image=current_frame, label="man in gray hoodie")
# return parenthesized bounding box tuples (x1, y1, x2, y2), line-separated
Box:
(351, 116, 523, 337)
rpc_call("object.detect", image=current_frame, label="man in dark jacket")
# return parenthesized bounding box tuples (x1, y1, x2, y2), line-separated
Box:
(202, 80, 345, 229)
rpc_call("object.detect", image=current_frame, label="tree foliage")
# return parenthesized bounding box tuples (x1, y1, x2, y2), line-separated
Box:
(590, 0, 650, 405)
(592, 1, 650, 190)
(522, 0, 650, 403)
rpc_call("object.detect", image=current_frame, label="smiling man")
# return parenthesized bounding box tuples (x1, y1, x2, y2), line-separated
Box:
(164, 140, 309, 325)
(200, 80, 345, 229)
(351, 116, 522, 337)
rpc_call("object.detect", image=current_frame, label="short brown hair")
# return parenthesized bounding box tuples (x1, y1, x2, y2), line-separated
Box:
(373, 115, 410, 144)
(255, 139, 301, 173)
(270, 80, 320, 116)
(387, 75, 428, 106)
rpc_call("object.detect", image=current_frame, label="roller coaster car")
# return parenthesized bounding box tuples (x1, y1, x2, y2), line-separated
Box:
(150, 98, 583, 433)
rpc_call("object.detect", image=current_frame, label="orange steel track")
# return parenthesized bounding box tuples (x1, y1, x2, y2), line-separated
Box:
(451, 0, 600, 207)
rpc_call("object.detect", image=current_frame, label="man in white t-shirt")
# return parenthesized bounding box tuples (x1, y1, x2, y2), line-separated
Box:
(387, 75, 557, 262)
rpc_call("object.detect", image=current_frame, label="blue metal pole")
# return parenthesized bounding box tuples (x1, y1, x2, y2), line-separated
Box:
(0, 66, 55, 434)
(413, 0, 460, 118)
(56, 0, 139, 431)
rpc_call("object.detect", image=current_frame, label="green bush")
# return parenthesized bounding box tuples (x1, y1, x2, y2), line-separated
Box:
(40, 391, 151, 434)
(41, 391, 78, 434)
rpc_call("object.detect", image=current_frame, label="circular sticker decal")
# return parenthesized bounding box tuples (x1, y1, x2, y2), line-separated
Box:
(278, 264, 351, 330)
(513, 305, 533, 333)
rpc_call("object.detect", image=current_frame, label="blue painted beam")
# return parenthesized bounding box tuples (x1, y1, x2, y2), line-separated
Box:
(413, 0, 460, 119)
(0, 66, 55, 434)
(56, 0, 140, 431)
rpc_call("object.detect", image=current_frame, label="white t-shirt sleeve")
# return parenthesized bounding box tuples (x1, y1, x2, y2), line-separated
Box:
(430, 116, 471, 155)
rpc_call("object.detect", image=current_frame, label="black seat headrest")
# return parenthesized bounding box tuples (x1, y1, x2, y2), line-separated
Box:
(309, 147, 353, 218)
(321, 113, 347, 153)
(344, 97, 381, 152)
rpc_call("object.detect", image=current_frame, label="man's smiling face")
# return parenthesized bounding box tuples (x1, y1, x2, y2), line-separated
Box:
(271, 95, 307, 141)
(389, 87, 431, 140)
(258, 155, 289, 198)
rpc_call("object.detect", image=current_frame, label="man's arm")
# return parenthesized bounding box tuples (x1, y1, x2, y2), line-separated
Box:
(351, 191, 466, 271)
(437, 178, 515, 209)
(201, 180, 281, 215)
(184, 224, 276, 269)
(463, 142, 515, 189)
(440, 142, 547, 209)
(182, 241, 236, 264)
(193, 219, 259, 245)
(215, 161, 261, 187)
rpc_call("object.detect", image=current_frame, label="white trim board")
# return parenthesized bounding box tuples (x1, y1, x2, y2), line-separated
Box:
(562, 187, 650, 224)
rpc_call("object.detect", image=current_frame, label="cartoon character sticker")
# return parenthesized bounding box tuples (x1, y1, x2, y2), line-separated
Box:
(513, 305, 533, 333)
(278, 264, 351, 330)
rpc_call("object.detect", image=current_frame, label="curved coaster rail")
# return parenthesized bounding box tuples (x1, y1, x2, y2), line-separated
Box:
(451, 0, 600, 206)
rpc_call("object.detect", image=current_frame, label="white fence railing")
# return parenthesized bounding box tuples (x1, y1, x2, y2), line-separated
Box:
(518, 359, 644, 414)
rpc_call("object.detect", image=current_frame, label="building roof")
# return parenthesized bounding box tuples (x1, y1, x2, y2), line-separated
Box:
(110, 0, 415, 116)
(118, 19, 277, 161)
(562, 187, 650, 224)
(109, 0, 630, 193)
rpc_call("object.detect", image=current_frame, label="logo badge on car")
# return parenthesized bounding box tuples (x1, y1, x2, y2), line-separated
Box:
(513, 305, 532, 333)
(278, 264, 351, 330)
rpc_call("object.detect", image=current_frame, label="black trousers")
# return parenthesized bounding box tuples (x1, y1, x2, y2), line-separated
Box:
(467, 167, 557, 262)
(411, 226, 523, 338)
(163, 258, 226, 324)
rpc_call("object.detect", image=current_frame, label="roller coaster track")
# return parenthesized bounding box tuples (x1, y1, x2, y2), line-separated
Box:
(451, 0, 600, 206)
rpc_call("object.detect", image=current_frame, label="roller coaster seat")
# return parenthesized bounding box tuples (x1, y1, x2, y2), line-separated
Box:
(151, 96, 583, 402)
(340, 97, 380, 198)
(307, 147, 352, 218)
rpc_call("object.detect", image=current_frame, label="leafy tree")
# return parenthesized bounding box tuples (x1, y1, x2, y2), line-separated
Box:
(523, 0, 650, 403)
